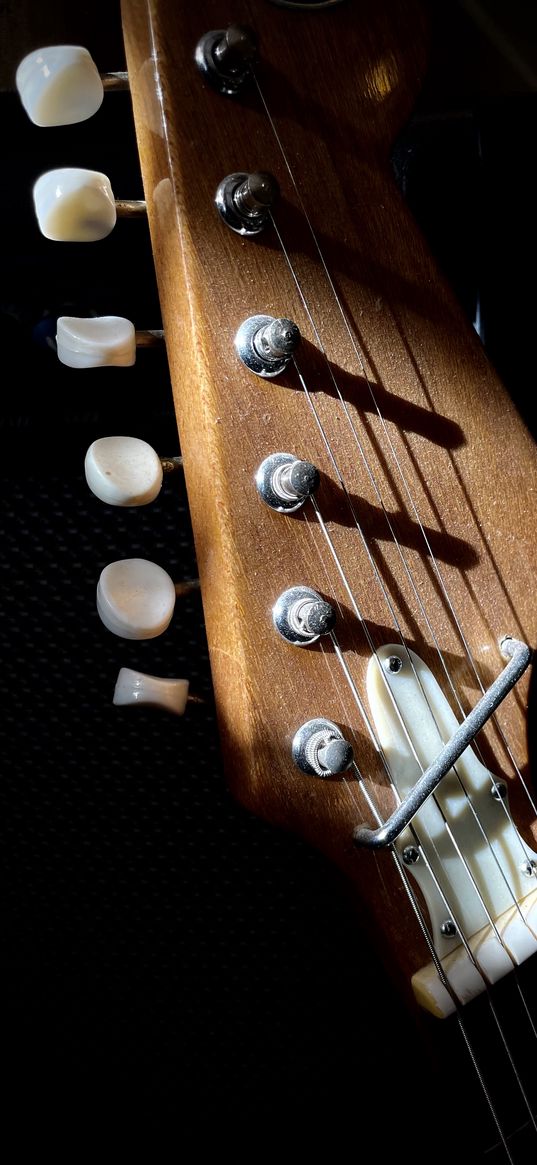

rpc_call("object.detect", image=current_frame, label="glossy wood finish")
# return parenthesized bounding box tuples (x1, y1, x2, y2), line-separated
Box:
(121, 0, 537, 1005)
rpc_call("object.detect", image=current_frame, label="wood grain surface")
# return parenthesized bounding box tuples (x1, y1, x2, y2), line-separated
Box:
(120, 0, 537, 1012)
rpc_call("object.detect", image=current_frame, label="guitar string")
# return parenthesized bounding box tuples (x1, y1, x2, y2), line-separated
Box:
(149, 11, 534, 1148)
(321, 536, 537, 1123)
(345, 764, 537, 1144)
(343, 767, 516, 1162)
(299, 388, 537, 1117)
(282, 183, 537, 1057)
(274, 201, 537, 879)
(317, 492, 532, 936)
(280, 222, 535, 872)
(253, 72, 537, 828)
(248, 82, 537, 982)
(293, 326, 536, 931)
(295, 285, 537, 1110)
(247, 55, 537, 1136)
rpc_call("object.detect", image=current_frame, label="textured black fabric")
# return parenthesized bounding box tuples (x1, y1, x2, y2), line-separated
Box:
(1, 91, 414, 1151)
(3, 69, 536, 1154)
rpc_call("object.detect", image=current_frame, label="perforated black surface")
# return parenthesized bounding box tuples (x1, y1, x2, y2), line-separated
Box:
(1, 90, 415, 1150)
(3, 52, 537, 1152)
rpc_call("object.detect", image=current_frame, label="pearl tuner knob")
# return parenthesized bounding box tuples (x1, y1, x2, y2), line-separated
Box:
(56, 316, 163, 369)
(16, 45, 128, 127)
(113, 669, 190, 716)
(85, 437, 170, 507)
(97, 560, 199, 639)
(33, 169, 145, 242)
(58, 316, 136, 368)
(97, 559, 176, 640)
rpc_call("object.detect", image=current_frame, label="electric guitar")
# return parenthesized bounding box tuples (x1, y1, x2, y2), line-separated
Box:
(118, 0, 537, 1156)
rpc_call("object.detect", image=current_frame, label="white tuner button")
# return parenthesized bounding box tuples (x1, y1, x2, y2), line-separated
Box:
(97, 559, 176, 639)
(33, 168, 116, 242)
(57, 316, 136, 368)
(85, 436, 163, 506)
(16, 46, 104, 127)
(113, 669, 189, 715)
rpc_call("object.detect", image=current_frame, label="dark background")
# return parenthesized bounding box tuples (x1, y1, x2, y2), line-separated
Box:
(1, 0, 536, 1153)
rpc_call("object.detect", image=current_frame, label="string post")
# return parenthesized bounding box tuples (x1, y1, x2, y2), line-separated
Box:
(273, 586, 336, 645)
(292, 718, 354, 778)
(255, 452, 319, 512)
(235, 313, 300, 378)
(215, 170, 279, 236)
(195, 25, 256, 95)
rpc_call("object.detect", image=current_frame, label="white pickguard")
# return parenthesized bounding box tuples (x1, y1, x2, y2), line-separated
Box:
(367, 645, 537, 1016)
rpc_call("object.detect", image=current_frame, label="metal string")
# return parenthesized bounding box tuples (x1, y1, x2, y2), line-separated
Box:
(247, 64, 537, 1146)
(343, 767, 515, 1161)
(253, 72, 537, 827)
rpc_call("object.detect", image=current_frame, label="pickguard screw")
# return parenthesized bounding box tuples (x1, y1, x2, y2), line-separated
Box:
(385, 655, 403, 674)
(491, 780, 508, 801)
(441, 920, 457, 938)
(520, 860, 537, 878)
(402, 846, 419, 865)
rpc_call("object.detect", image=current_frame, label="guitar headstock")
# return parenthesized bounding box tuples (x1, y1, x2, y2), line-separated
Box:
(118, 0, 537, 1005)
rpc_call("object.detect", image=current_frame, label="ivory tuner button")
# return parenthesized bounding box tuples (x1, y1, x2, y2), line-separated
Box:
(57, 316, 136, 368)
(33, 168, 117, 242)
(85, 436, 163, 506)
(97, 559, 176, 640)
(113, 669, 189, 716)
(16, 45, 104, 126)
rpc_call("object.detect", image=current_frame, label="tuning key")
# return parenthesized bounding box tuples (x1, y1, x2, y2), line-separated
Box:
(273, 586, 336, 646)
(235, 314, 300, 377)
(56, 316, 164, 368)
(292, 719, 354, 777)
(85, 437, 182, 507)
(33, 168, 145, 242)
(195, 25, 256, 95)
(256, 453, 319, 512)
(16, 45, 128, 127)
(97, 559, 199, 640)
(215, 171, 279, 236)
(113, 669, 190, 715)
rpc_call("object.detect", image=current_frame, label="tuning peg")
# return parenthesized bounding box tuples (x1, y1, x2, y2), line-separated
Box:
(16, 45, 128, 127)
(235, 314, 300, 378)
(97, 559, 199, 640)
(292, 719, 354, 778)
(215, 171, 279, 236)
(33, 168, 146, 242)
(85, 436, 182, 507)
(195, 25, 256, 95)
(113, 668, 190, 715)
(56, 316, 164, 368)
(273, 587, 336, 646)
(256, 453, 319, 512)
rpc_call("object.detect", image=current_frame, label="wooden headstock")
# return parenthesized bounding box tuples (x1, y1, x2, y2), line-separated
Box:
(120, 0, 537, 1002)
